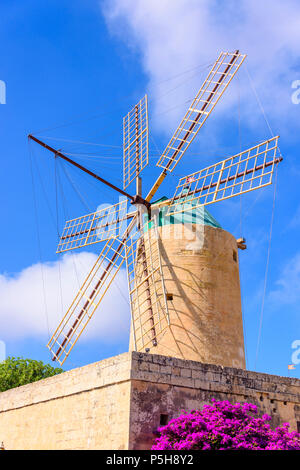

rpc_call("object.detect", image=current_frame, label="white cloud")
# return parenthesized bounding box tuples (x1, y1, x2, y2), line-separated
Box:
(101, 0, 300, 138)
(0, 252, 130, 343)
(268, 251, 300, 306)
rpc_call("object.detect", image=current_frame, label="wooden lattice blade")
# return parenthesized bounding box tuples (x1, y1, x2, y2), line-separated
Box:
(126, 217, 169, 352)
(48, 237, 127, 365)
(156, 51, 246, 172)
(168, 136, 281, 215)
(123, 95, 149, 190)
(56, 199, 130, 253)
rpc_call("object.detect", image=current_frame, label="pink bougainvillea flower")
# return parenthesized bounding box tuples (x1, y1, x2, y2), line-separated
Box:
(152, 400, 300, 450)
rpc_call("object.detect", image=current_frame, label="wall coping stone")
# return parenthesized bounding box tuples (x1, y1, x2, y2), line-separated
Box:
(0, 351, 299, 413)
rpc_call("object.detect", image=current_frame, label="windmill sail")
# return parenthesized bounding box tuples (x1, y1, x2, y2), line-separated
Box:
(168, 136, 281, 215)
(48, 237, 127, 365)
(123, 95, 149, 189)
(126, 217, 169, 352)
(156, 51, 246, 172)
(56, 199, 130, 253)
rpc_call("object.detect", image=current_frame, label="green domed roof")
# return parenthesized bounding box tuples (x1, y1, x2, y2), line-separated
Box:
(145, 196, 222, 230)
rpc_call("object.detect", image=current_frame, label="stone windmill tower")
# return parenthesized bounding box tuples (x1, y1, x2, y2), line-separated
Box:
(128, 204, 246, 369)
(29, 50, 281, 370)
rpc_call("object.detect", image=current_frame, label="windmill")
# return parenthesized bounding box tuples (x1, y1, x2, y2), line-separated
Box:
(28, 50, 282, 366)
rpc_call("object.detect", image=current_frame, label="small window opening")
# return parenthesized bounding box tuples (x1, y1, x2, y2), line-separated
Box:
(259, 396, 263, 402)
(270, 399, 274, 404)
(166, 293, 173, 301)
(233, 250, 237, 262)
(284, 401, 287, 406)
(160, 414, 169, 426)
(297, 422, 300, 433)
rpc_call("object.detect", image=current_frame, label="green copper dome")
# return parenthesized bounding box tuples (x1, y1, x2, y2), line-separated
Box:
(144, 196, 222, 230)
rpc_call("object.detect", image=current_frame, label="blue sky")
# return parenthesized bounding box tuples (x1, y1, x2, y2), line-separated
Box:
(0, 0, 299, 377)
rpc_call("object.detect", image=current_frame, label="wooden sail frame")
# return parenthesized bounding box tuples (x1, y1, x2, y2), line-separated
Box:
(125, 217, 169, 352)
(123, 95, 149, 190)
(168, 136, 280, 215)
(56, 199, 130, 253)
(47, 236, 127, 365)
(156, 51, 246, 173)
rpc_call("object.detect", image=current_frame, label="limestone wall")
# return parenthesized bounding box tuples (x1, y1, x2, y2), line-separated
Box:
(0, 353, 132, 450)
(0, 352, 299, 450)
(129, 353, 300, 449)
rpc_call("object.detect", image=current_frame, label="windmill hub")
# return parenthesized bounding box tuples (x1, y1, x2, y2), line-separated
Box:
(131, 194, 151, 209)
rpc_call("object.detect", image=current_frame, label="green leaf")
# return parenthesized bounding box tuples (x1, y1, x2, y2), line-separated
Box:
(0, 357, 63, 392)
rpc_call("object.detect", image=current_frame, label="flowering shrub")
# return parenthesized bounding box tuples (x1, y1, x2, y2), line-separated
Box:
(152, 400, 300, 450)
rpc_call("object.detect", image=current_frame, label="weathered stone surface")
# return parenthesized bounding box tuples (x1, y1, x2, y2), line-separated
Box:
(129, 224, 246, 369)
(0, 352, 299, 450)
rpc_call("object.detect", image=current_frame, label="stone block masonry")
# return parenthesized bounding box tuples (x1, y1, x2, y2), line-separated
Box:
(0, 352, 299, 449)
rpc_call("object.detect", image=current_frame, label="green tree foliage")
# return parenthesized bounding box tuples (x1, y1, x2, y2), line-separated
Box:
(0, 357, 63, 392)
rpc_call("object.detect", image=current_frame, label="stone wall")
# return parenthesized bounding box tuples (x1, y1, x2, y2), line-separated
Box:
(0, 352, 299, 449)
(0, 353, 132, 450)
(129, 353, 300, 449)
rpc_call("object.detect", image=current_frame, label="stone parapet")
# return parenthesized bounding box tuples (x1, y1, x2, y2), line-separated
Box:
(0, 352, 299, 449)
